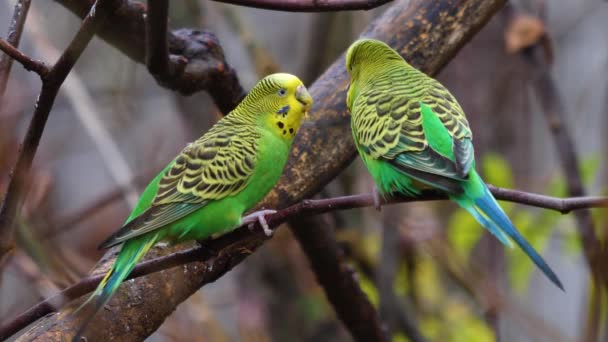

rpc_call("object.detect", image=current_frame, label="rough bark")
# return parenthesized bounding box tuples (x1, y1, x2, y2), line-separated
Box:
(19, 0, 507, 340)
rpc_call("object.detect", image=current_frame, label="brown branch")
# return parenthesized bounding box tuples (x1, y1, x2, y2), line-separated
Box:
(145, 0, 170, 77)
(0, 0, 33, 93)
(0, 0, 121, 267)
(0, 39, 48, 77)
(211, 0, 392, 12)
(378, 206, 427, 342)
(53, 0, 245, 114)
(4, 187, 607, 339)
(520, 30, 608, 287)
(19, 0, 512, 339)
(289, 214, 389, 342)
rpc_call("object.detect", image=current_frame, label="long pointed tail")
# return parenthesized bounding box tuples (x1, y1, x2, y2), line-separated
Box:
(72, 233, 159, 340)
(454, 171, 564, 291)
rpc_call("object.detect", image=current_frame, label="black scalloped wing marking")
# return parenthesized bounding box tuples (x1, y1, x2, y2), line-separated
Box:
(352, 88, 426, 160)
(155, 125, 259, 205)
(98, 124, 260, 248)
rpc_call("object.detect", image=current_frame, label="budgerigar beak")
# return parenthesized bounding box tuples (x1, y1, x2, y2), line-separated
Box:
(295, 84, 313, 119)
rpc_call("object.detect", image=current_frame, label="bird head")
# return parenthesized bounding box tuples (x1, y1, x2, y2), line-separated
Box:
(243, 73, 313, 140)
(346, 39, 403, 78)
(345, 39, 403, 112)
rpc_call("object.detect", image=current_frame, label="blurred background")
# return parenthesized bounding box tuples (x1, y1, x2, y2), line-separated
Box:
(0, 0, 607, 341)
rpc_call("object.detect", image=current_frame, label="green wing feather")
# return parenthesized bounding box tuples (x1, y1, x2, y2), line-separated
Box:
(351, 65, 474, 190)
(99, 121, 260, 248)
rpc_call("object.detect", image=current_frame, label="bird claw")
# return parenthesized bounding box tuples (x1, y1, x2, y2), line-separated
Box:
(242, 209, 277, 237)
(373, 186, 383, 211)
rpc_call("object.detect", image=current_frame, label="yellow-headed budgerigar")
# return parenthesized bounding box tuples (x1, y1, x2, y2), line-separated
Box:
(345, 39, 562, 290)
(73, 73, 313, 338)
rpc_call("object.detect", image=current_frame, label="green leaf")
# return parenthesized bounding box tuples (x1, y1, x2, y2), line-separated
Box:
(447, 209, 483, 262)
(394, 260, 411, 297)
(580, 156, 600, 186)
(481, 153, 514, 189)
(359, 272, 379, 307)
(392, 333, 411, 342)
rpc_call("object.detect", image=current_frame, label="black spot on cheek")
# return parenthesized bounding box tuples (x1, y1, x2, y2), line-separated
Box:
(289, 128, 294, 134)
(283, 130, 287, 135)
(277, 122, 284, 129)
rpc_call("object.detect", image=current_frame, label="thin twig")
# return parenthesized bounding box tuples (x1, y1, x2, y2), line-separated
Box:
(0, 0, 120, 272)
(0, 0, 33, 93)
(0, 39, 48, 77)
(145, 0, 170, 76)
(211, 0, 393, 12)
(1, 187, 606, 339)
(24, 7, 140, 208)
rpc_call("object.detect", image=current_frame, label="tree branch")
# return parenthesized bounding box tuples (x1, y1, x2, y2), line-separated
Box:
(288, 214, 389, 342)
(0, 39, 48, 77)
(0, 0, 33, 93)
(145, 0, 170, 77)
(19, 0, 512, 339)
(211, 0, 393, 12)
(0, 0, 121, 269)
(520, 27, 608, 287)
(378, 205, 427, 342)
(53, 0, 245, 114)
(4, 187, 606, 340)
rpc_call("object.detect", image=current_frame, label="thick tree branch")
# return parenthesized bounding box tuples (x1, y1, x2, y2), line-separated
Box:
(211, 0, 392, 12)
(54, 0, 245, 114)
(0, 0, 121, 270)
(21, 0, 511, 339)
(0, 0, 33, 93)
(5, 187, 606, 340)
(145, 0, 170, 77)
(378, 206, 427, 342)
(289, 214, 389, 342)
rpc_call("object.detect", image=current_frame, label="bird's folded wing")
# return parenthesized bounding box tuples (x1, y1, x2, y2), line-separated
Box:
(99, 125, 260, 248)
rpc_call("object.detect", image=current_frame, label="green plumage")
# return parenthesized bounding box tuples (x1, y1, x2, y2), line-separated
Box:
(346, 39, 563, 290)
(72, 73, 313, 339)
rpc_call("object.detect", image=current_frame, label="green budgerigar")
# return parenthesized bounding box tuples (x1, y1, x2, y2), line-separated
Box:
(345, 39, 562, 290)
(73, 73, 313, 338)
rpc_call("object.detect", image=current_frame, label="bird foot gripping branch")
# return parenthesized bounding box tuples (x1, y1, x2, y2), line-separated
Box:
(243, 209, 277, 236)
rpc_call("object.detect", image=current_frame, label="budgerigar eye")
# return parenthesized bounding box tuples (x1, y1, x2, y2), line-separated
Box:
(278, 88, 286, 96)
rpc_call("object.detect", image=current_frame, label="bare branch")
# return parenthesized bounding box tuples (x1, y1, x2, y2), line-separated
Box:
(3, 186, 607, 340)
(289, 214, 389, 342)
(0, 0, 121, 272)
(0, 39, 48, 77)
(145, 0, 170, 77)
(517, 16, 608, 287)
(53, 0, 246, 114)
(0, 0, 33, 92)
(211, 0, 393, 12)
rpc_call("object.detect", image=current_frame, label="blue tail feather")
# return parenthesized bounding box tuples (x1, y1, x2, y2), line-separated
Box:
(460, 202, 513, 248)
(473, 187, 564, 291)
